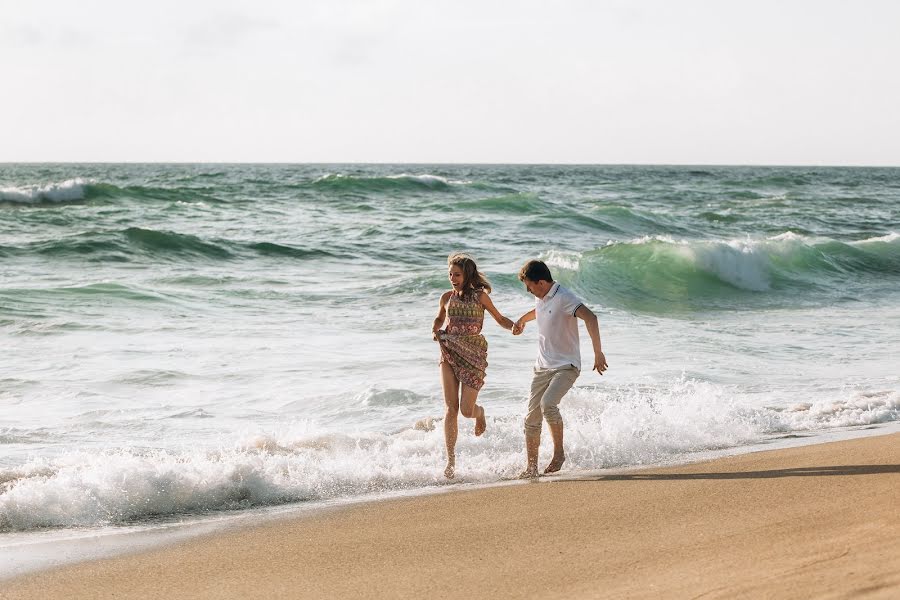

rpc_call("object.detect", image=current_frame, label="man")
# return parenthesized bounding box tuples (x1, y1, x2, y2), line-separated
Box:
(512, 260, 607, 477)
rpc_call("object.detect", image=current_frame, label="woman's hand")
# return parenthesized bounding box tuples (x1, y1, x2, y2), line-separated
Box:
(432, 317, 444, 341)
(433, 292, 449, 342)
(512, 310, 534, 335)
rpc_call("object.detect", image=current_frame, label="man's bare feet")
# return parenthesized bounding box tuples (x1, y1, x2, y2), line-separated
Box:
(543, 454, 565, 474)
(474, 405, 486, 436)
(444, 461, 455, 479)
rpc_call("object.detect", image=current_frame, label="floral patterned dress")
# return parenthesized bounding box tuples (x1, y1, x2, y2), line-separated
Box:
(438, 289, 488, 391)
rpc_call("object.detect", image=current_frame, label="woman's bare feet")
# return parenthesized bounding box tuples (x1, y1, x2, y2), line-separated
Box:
(444, 460, 456, 479)
(474, 405, 486, 436)
(518, 467, 539, 479)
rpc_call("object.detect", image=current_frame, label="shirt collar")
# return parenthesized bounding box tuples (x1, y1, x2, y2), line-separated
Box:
(540, 282, 560, 303)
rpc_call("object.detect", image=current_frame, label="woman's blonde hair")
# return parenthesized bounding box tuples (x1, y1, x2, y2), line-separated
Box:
(447, 253, 492, 294)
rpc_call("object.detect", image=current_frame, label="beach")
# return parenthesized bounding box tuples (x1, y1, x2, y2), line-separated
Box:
(5, 2, 900, 596)
(2, 164, 898, 593)
(4, 432, 898, 599)
(3, 164, 899, 539)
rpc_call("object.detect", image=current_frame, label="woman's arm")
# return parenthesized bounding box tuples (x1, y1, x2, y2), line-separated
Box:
(479, 292, 515, 331)
(432, 292, 450, 340)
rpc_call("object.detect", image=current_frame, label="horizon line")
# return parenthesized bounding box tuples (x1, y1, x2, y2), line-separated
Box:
(2, 161, 899, 168)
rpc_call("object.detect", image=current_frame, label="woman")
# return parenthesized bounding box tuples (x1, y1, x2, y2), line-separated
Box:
(432, 253, 515, 478)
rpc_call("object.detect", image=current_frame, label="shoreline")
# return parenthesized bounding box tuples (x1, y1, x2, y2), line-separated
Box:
(4, 429, 899, 599)
(2, 422, 896, 580)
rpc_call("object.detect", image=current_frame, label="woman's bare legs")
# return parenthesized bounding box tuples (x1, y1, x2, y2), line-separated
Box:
(440, 363, 487, 478)
(440, 362, 460, 479)
(460, 384, 486, 437)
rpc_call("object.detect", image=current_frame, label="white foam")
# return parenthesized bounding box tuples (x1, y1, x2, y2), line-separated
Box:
(611, 232, 827, 291)
(780, 389, 900, 428)
(689, 239, 773, 291)
(619, 234, 678, 245)
(0, 178, 90, 203)
(385, 173, 460, 186)
(851, 232, 899, 245)
(767, 230, 806, 242)
(313, 173, 470, 186)
(541, 249, 582, 272)
(1, 381, 896, 532)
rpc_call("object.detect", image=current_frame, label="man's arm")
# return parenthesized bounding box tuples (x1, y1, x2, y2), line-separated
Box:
(512, 309, 536, 335)
(575, 305, 608, 374)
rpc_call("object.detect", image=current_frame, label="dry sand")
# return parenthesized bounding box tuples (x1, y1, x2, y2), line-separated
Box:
(4, 433, 899, 599)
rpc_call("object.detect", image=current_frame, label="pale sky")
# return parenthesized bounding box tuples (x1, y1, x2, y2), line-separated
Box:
(2, 0, 899, 165)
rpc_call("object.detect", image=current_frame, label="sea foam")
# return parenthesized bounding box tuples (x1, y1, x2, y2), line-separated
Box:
(1, 382, 895, 532)
(0, 178, 90, 203)
(312, 173, 471, 189)
(852, 231, 899, 245)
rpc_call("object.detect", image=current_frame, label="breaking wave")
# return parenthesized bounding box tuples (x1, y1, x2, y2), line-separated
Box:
(312, 173, 474, 193)
(0, 179, 220, 205)
(1, 382, 896, 532)
(551, 232, 900, 311)
(0, 178, 91, 204)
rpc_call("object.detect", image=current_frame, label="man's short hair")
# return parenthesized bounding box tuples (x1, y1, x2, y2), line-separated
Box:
(518, 260, 553, 283)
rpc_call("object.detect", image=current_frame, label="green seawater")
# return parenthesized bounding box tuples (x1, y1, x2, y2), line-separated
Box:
(1, 164, 898, 534)
(3, 164, 898, 313)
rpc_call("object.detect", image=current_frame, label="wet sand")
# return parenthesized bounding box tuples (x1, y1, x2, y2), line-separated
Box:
(4, 433, 899, 599)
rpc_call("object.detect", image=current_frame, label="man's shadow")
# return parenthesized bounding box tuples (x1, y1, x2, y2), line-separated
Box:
(558, 465, 900, 481)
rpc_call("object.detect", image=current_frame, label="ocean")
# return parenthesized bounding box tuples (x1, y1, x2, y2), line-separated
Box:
(2, 164, 899, 552)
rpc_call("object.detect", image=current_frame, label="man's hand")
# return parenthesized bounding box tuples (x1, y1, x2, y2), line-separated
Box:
(512, 320, 525, 335)
(593, 351, 608, 374)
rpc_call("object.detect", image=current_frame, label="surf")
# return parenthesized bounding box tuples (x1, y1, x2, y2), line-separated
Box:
(549, 231, 900, 312)
(0, 178, 90, 204)
(1, 381, 895, 533)
(0, 178, 223, 206)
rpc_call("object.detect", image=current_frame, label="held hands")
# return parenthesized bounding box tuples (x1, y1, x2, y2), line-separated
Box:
(512, 311, 533, 335)
(593, 351, 609, 375)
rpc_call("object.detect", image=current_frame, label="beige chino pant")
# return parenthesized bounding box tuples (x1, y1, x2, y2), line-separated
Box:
(524, 365, 580, 436)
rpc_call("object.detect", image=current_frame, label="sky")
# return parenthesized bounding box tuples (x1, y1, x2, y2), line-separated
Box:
(2, 0, 899, 165)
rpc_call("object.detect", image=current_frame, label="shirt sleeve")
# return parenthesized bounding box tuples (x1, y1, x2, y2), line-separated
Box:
(560, 287, 584, 317)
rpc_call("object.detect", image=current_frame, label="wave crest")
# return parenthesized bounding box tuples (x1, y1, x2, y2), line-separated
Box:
(312, 173, 469, 192)
(561, 232, 900, 311)
(0, 179, 225, 206)
(0, 178, 90, 204)
(8, 229, 337, 263)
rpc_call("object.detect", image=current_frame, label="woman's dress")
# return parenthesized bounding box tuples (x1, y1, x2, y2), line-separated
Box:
(438, 290, 488, 391)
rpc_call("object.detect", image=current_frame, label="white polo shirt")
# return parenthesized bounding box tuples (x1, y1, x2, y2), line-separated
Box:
(534, 282, 585, 370)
